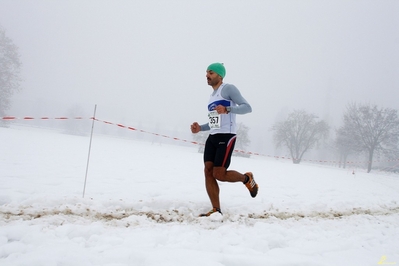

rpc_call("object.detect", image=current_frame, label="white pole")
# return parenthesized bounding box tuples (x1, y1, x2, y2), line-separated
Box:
(83, 104, 97, 198)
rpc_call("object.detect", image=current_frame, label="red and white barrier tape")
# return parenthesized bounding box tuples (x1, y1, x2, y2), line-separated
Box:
(3, 116, 399, 165)
(93, 118, 202, 146)
(1, 116, 90, 120)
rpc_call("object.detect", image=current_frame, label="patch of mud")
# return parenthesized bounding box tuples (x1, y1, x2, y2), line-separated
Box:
(1, 204, 398, 226)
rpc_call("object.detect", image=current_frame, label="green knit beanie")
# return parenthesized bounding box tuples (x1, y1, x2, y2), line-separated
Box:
(207, 63, 226, 78)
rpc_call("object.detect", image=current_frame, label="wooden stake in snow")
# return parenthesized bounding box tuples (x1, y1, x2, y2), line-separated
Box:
(83, 104, 97, 198)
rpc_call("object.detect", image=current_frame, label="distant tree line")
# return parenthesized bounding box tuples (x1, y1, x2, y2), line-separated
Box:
(271, 103, 399, 173)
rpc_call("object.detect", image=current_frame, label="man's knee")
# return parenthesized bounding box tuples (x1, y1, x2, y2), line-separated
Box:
(204, 168, 213, 178)
(204, 162, 213, 178)
(213, 167, 227, 181)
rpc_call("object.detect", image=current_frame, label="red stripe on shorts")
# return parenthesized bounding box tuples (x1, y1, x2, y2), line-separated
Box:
(222, 135, 236, 167)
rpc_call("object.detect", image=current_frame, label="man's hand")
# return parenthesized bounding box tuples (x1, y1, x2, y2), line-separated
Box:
(215, 105, 228, 114)
(191, 122, 201, 133)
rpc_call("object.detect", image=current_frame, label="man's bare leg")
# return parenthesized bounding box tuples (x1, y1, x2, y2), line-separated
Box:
(204, 163, 248, 209)
(213, 166, 246, 183)
(204, 162, 220, 209)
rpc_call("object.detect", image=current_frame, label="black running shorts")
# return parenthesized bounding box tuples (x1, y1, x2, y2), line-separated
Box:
(203, 133, 236, 168)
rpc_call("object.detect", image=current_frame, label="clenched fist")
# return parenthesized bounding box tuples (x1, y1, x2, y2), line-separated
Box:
(190, 122, 200, 134)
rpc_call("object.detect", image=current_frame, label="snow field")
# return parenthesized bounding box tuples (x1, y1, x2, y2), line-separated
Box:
(1, 126, 398, 266)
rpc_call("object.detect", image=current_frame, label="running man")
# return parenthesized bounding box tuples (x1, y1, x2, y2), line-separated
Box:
(190, 62, 259, 217)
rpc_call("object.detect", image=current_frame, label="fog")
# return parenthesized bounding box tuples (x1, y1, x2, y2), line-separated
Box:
(1, 0, 398, 155)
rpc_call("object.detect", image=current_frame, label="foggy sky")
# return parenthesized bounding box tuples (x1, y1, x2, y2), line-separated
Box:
(1, 0, 398, 154)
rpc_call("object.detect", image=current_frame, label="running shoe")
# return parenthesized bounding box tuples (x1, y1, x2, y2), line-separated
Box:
(199, 207, 222, 217)
(244, 172, 258, 198)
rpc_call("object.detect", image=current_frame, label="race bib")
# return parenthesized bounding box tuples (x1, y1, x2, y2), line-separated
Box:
(208, 110, 221, 129)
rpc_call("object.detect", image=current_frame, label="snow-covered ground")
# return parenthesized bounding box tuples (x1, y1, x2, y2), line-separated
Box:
(1, 125, 398, 266)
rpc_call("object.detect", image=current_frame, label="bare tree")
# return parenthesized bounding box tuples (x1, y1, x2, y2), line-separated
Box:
(272, 110, 329, 164)
(0, 25, 22, 120)
(341, 103, 399, 173)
